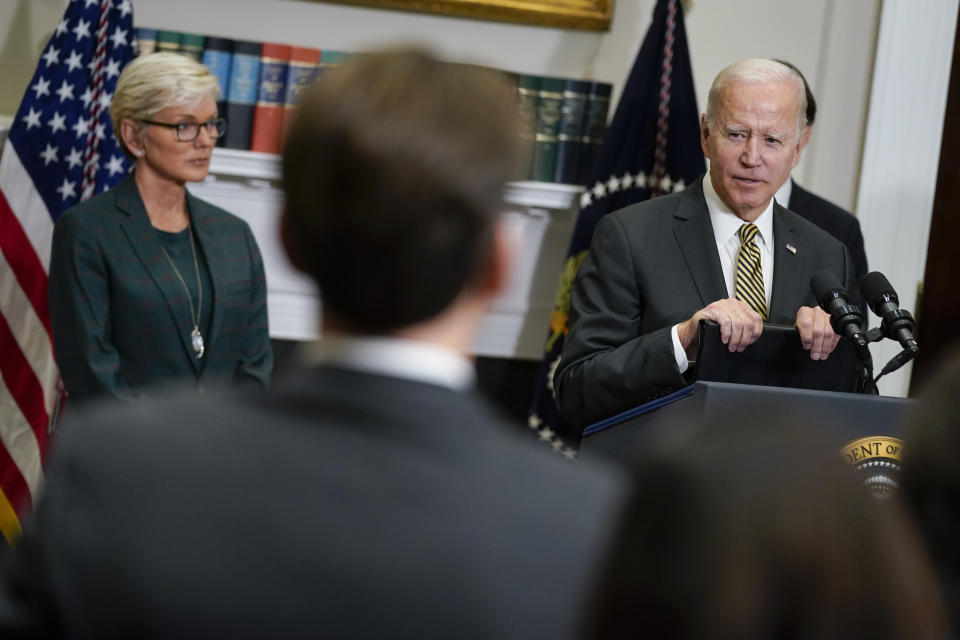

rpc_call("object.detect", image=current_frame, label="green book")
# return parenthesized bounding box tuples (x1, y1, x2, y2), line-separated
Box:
(155, 30, 182, 54)
(517, 74, 541, 181)
(179, 32, 205, 62)
(531, 76, 565, 183)
(554, 78, 590, 185)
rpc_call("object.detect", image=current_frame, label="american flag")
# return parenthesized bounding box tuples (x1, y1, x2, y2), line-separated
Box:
(0, 0, 135, 542)
(526, 0, 705, 450)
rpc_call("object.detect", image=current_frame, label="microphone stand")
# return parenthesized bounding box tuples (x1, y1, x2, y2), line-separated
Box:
(853, 332, 879, 395)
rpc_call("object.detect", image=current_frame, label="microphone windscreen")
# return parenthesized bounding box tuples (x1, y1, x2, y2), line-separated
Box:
(810, 270, 844, 304)
(858, 271, 898, 313)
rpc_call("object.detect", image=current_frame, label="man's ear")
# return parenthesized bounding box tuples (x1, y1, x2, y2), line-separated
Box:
(700, 114, 711, 157)
(279, 209, 306, 273)
(474, 220, 514, 300)
(793, 124, 811, 168)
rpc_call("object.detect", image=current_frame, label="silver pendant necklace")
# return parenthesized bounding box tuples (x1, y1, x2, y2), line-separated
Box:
(161, 225, 205, 359)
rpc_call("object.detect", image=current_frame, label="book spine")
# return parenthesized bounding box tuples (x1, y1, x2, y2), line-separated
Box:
(317, 49, 346, 80)
(553, 79, 590, 185)
(135, 28, 157, 57)
(155, 30, 182, 54)
(179, 32, 206, 62)
(531, 77, 565, 183)
(222, 40, 262, 151)
(578, 82, 612, 184)
(516, 74, 541, 181)
(282, 47, 321, 146)
(250, 43, 293, 154)
(202, 37, 235, 148)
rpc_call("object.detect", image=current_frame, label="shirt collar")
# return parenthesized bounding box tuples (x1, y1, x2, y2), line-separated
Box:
(702, 174, 775, 250)
(774, 176, 794, 210)
(302, 335, 476, 391)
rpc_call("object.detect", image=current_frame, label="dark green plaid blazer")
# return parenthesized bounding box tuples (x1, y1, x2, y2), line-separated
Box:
(49, 174, 272, 403)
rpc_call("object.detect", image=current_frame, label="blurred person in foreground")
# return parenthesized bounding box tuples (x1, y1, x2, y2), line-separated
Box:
(0, 48, 623, 639)
(582, 418, 948, 640)
(902, 347, 960, 632)
(48, 52, 272, 404)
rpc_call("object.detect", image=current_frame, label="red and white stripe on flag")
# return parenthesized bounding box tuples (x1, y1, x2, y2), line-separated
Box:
(0, 0, 135, 543)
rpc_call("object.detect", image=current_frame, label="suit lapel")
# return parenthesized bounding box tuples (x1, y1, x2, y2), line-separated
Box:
(186, 189, 225, 351)
(117, 175, 202, 372)
(673, 180, 728, 306)
(769, 203, 805, 323)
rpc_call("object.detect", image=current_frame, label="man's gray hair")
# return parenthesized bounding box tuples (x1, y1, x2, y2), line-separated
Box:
(705, 58, 807, 138)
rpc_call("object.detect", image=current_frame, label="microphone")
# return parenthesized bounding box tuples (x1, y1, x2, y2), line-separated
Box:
(810, 270, 867, 347)
(858, 271, 919, 354)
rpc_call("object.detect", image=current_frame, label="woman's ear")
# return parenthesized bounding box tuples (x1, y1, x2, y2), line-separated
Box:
(120, 119, 144, 157)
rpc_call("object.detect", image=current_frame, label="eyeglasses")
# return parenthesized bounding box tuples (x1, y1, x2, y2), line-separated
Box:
(141, 118, 227, 141)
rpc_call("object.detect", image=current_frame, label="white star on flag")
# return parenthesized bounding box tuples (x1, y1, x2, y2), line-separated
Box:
(65, 147, 84, 169)
(54, 19, 68, 36)
(580, 191, 593, 208)
(39, 144, 59, 166)
(98, 91, 113, 110)
(635, 171, 647, 188)
(41, 46, 60, 67)
(109, 27, 128, 49)
(117, 0, 133, 16)
(105, 155, 126, 176)
(621, 171, 634, 189)
(65, 50, 84, 72)
(22, 107, 42, 130)
(73, 18, 91, 40)
(80, 87, 94, 108)
(72, 115, 90, 140)
(105, 58, 121, 80)
(55, 81, 75, 103)
(31, 77, 51, 99)
(48, 111, 67, 134)
(606, 174, 621, 192)
(56, 178, 77, 200)
(591, 181, 607, 198)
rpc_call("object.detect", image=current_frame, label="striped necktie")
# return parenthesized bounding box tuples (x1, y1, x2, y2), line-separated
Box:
(735, 223, 768, 320)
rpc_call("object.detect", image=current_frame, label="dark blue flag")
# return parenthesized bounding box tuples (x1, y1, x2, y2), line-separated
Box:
(526, 0, 705, 452)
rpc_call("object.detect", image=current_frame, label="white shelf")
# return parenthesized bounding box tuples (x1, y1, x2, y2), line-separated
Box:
(191, 148, 583, 360)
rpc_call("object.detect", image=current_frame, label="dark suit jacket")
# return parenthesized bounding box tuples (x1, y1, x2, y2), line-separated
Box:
(48, 174, 272, 403)
(789, 181, 868, 281)
(0, 366, 623, 639)
(555, 178, 858, 430)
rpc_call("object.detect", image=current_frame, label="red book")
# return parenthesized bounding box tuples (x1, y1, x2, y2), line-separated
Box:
(250, 43, 292, 154)
(281, 47, 321, 147)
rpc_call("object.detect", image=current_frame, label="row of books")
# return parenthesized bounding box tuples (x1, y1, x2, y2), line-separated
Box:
(137, 29, 347, 155)
(135, 29, 612, 186)
(515, 75, 611, 186)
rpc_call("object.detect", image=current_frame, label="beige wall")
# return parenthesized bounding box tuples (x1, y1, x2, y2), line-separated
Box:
(1, 0, 880, 210)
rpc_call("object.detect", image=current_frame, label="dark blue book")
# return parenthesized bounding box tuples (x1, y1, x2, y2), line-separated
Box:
(578, 81, 613, 184)
(531, 76, 565, 183)
(201, 37, 234, 147)
(222, 40, 261, 151)
(553, 78, 590, 185)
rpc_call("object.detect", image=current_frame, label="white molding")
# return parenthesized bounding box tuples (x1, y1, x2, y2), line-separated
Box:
(855, 0, 959, 396)
(194, 149, 581, 359)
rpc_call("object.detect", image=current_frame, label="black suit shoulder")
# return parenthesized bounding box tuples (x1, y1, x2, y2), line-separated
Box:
(788, 183, 868, 278)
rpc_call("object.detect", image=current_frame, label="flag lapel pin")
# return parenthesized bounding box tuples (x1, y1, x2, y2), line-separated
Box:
(786, 243, 797, 254)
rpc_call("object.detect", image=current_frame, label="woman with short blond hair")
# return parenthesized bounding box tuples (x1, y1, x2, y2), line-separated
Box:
(49, 52, 272, 402)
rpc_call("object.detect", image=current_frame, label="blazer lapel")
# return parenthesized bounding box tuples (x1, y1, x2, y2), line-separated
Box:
(187, 189, 226, 351)
(673, 179, 728, 307)
(768, 203, 805, 323)
(117, 176, 202, 372)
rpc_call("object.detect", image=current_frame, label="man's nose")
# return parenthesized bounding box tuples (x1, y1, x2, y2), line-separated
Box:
(740, 136, 761, 166)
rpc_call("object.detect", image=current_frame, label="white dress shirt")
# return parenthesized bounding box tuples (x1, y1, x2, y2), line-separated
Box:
(670, 175, 777, 373)
(303, 336, 476, 391)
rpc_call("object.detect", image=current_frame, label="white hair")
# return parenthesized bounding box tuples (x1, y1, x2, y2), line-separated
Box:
(705, 58, 807, 138)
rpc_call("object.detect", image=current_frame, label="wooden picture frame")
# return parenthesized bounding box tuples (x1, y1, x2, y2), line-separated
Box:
(314, 0, 614, 31)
